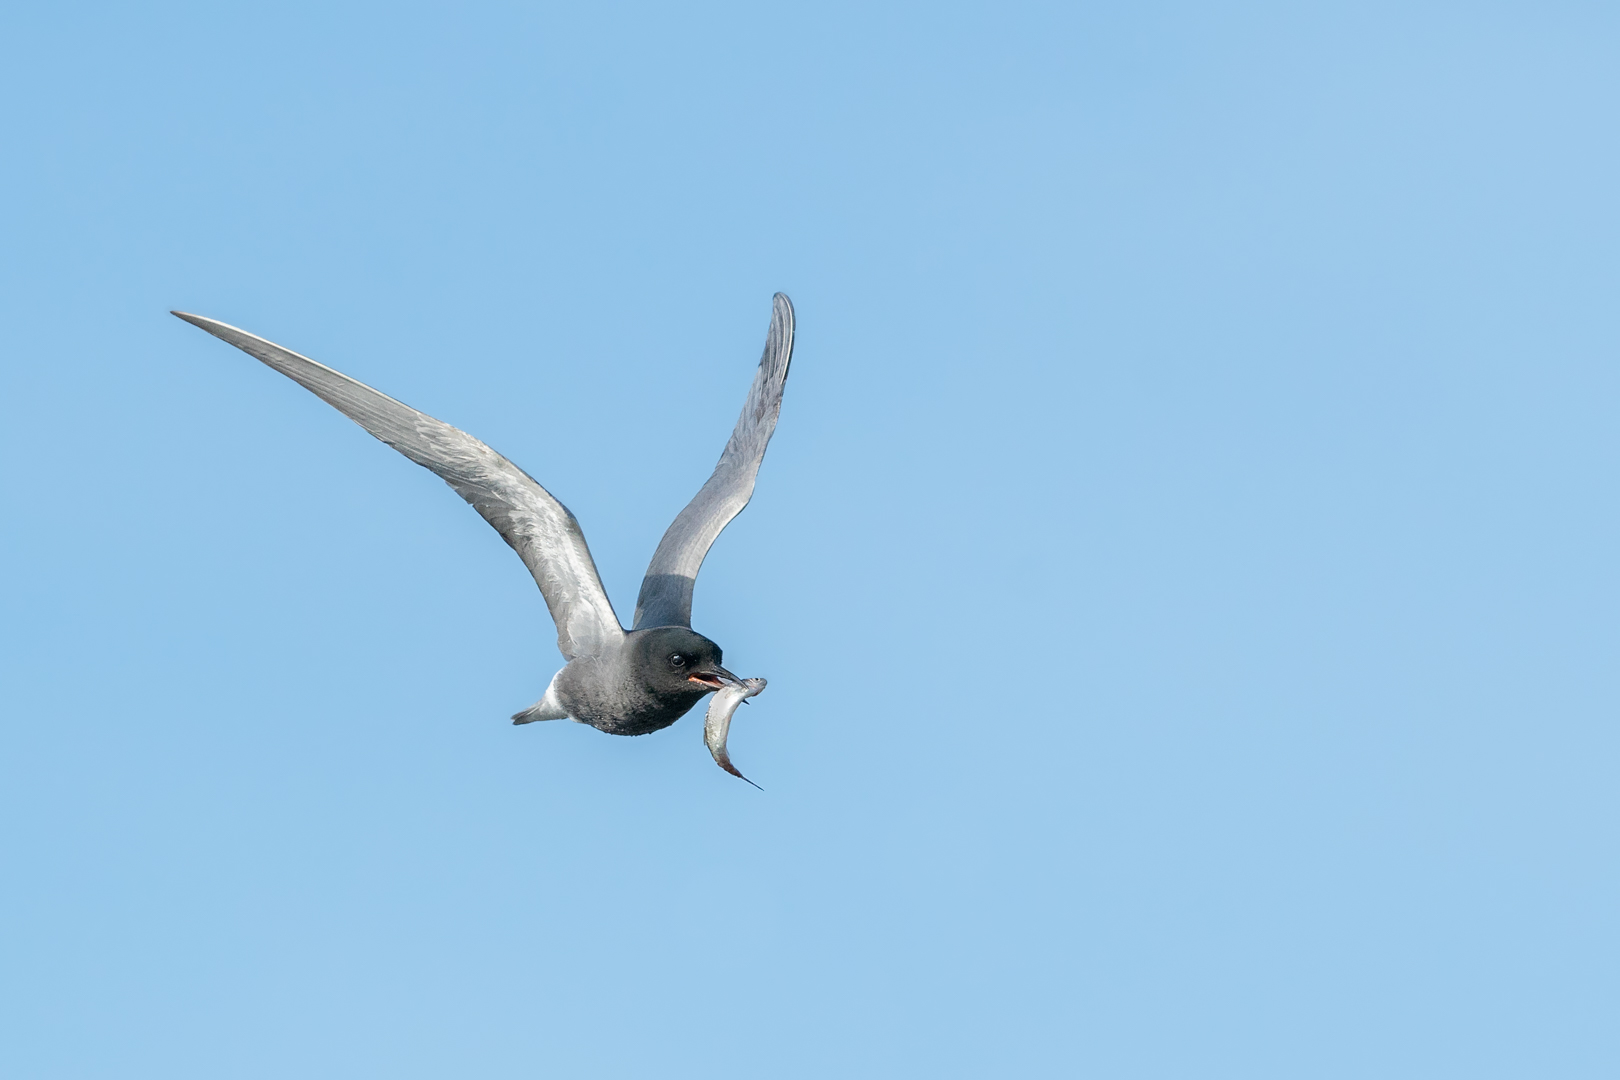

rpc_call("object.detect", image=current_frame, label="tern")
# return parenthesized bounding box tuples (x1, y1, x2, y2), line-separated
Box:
(172, 295, 793, 780)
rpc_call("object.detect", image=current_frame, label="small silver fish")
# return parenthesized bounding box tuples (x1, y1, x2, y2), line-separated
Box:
(705, 677, 767, 788)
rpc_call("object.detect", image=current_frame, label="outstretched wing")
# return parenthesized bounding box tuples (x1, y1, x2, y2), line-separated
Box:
(632, 293, 795, 630)
(173, 312, 624, 660)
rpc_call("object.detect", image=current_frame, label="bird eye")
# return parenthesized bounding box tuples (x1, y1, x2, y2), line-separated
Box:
(669, 654, 687, 668)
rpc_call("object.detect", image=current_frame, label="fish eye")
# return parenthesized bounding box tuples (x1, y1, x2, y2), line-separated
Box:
(669, 653, 687, 668)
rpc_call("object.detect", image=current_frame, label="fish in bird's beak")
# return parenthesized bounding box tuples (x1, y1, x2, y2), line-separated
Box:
(705, 677, 767, 788)
(687, 665, 741, 691)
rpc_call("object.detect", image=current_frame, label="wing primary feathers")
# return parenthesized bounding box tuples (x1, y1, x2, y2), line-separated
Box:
(171, 311, 625, 660)
(633, 293, 794, 630)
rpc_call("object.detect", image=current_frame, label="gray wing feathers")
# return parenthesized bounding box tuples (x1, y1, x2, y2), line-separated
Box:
(633, 293, 794, 630)
(172, 312, 624, 660)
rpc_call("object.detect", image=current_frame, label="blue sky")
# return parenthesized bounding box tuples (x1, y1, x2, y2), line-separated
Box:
(2, 1, 1617, 1076)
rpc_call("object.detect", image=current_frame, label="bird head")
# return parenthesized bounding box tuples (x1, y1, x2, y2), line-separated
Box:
(633, 626, 739, 695)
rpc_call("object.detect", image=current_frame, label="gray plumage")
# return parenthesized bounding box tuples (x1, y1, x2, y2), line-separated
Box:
(172, 295, 793, 777)
(635, 295, 793, 631)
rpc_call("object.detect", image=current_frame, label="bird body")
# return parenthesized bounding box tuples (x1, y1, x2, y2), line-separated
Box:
(172, 295, 793, 780)
(522, 626, 736, 737)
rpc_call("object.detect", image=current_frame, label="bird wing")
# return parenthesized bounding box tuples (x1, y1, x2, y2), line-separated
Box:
(173, 312, 625, 660)
(632, 293, 794, 630)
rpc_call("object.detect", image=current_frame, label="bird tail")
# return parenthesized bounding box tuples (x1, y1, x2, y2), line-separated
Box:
(512, 671, 571, 725)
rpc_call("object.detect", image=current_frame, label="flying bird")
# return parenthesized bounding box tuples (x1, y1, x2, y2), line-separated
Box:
(172, 295, 793, 782)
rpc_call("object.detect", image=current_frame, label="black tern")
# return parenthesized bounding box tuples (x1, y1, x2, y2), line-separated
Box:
(172, 295, 793, 780)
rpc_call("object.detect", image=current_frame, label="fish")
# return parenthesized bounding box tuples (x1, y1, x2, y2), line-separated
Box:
(704, 677, 767, 788)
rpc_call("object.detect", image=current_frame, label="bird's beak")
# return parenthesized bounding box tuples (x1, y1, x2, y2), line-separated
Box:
(688, 665, 741, 691)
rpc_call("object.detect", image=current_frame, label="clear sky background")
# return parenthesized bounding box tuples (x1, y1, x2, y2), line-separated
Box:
(2, 2, 1616, 1076)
